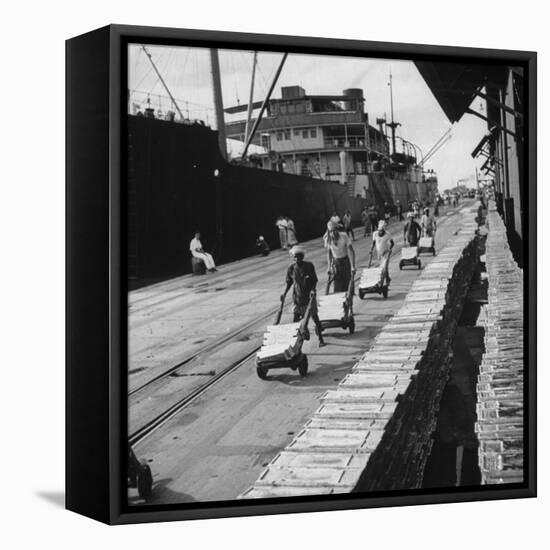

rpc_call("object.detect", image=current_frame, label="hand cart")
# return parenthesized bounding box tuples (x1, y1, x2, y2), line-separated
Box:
(255, 292, 314, 379)
(418, 233, 436, 256)
(127, 443, 153, 501)
(358, 249, 391, 299)
(318, 274, 355, 334)
(399, 244, 422, 270)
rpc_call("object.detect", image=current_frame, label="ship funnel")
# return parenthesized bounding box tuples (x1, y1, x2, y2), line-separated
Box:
(342, 88, 364, 112)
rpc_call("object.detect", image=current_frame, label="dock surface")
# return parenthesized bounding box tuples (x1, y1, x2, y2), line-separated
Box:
(129, 203, 474, 504)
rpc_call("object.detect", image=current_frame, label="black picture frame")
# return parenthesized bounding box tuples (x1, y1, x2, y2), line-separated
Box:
(66, 24, 537, 525)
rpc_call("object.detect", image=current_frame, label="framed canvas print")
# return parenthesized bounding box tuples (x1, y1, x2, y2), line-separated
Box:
(66, 24, 536, 524)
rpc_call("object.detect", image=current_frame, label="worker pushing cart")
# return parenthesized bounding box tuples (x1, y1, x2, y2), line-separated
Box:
(324, 221, 356, 293)
(281, 246, 325, 346)
(370, 220, 394, 288)
(418, 208, 437, 255)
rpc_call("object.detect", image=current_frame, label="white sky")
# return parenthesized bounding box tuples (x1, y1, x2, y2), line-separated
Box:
(128, 44, 489, 191)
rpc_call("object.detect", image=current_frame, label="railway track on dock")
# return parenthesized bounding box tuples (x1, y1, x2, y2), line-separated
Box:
(129, 348, 259, 446)
(128, 207, 460, 447)
(129, 301, 285, 397)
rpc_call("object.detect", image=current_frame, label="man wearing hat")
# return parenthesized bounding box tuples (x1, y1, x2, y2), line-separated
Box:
(324, 221, 356, 293)
(282, 246, 325, 346)
(370, 220, 394, 286)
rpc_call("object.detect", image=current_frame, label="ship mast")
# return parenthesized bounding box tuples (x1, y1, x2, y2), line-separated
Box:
(210, 49, 227, 160)
(244, 51, 258, 144)
(241, 53, 288, 160)
(141, 46, 185, 121)
(386, 71, 401, 158)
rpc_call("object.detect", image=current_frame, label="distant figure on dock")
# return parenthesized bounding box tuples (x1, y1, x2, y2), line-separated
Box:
(421, 208, 437, 238)
(282, 246, 326, 346)
(190, 232, 217, 272)
(403, 213, 422, 247)
(275, 216, 288, 250)
(324, 221, 356, 293)
(371, 220, 394, 286)
(286, 216, 299, 246)
(384, 201, 391, 223)
(396, 200, 403, 221)
(342, 210, 355, 241)
(256, 235, 270, 257)
(368, 204, 379, 234)
(361, 206, 369, 237)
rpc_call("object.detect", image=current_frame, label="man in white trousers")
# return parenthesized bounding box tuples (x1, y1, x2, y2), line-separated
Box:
(189, 232, 217, 272)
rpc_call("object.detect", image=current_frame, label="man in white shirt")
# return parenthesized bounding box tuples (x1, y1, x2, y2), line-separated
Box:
(275, 217, 288, 250)
(370, 220, 394, 286)
(189, 232, 216, 272)
(324, 221, 356, 292)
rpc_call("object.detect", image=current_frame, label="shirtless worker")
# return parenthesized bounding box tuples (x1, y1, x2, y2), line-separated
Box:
(324, 221, 356, 293)
(281, 246, 326, 346)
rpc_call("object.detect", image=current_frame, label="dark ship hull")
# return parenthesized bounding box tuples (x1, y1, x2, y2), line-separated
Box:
(128, 115, 427, 287)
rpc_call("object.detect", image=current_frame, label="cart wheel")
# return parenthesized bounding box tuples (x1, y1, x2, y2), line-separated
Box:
(256, 366, 268, 379)
(348, 317, 355, 334)
(137, 463, 153, 501)
(298, 355, 308, 377)
(418, 260, 422, 270)
(382, 286, 388, 299)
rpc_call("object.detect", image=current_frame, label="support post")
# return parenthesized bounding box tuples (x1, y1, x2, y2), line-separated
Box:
(210, 49, 227, 160)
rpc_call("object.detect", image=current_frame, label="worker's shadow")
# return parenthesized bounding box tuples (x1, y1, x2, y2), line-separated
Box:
(268, 361, 354, 387)
(127, 477, 196, 506)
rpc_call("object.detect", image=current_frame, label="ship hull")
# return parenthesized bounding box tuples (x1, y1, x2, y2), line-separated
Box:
(128, 116, 432, 286)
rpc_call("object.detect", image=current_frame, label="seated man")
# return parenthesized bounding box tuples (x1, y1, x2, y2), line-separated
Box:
(370, 220, 394, 286)
(189, 232, 217, 272)
(256, 235, 270, 256)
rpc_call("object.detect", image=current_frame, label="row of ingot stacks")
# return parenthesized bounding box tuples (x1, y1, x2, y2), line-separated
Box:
(355, 212, 480, 491)
(239, 206, 481, 499)
(475, 203, 524, 484)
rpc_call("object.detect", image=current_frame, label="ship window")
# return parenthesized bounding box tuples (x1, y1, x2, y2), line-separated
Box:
(294, 129, 300, 137)
(284, 130, 291, 140)
(277, 132, 283, 141)
(310, 129, 317, 138)
(287, 103, 295, 114)
(302, 130, 308, 139)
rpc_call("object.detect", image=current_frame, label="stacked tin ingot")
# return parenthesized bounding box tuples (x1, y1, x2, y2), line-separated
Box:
(475, 203, 524, 484)
(239, 207, 481, 499)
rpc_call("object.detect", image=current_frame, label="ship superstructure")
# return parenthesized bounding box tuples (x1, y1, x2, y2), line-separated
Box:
(225, 85, 437, 203)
